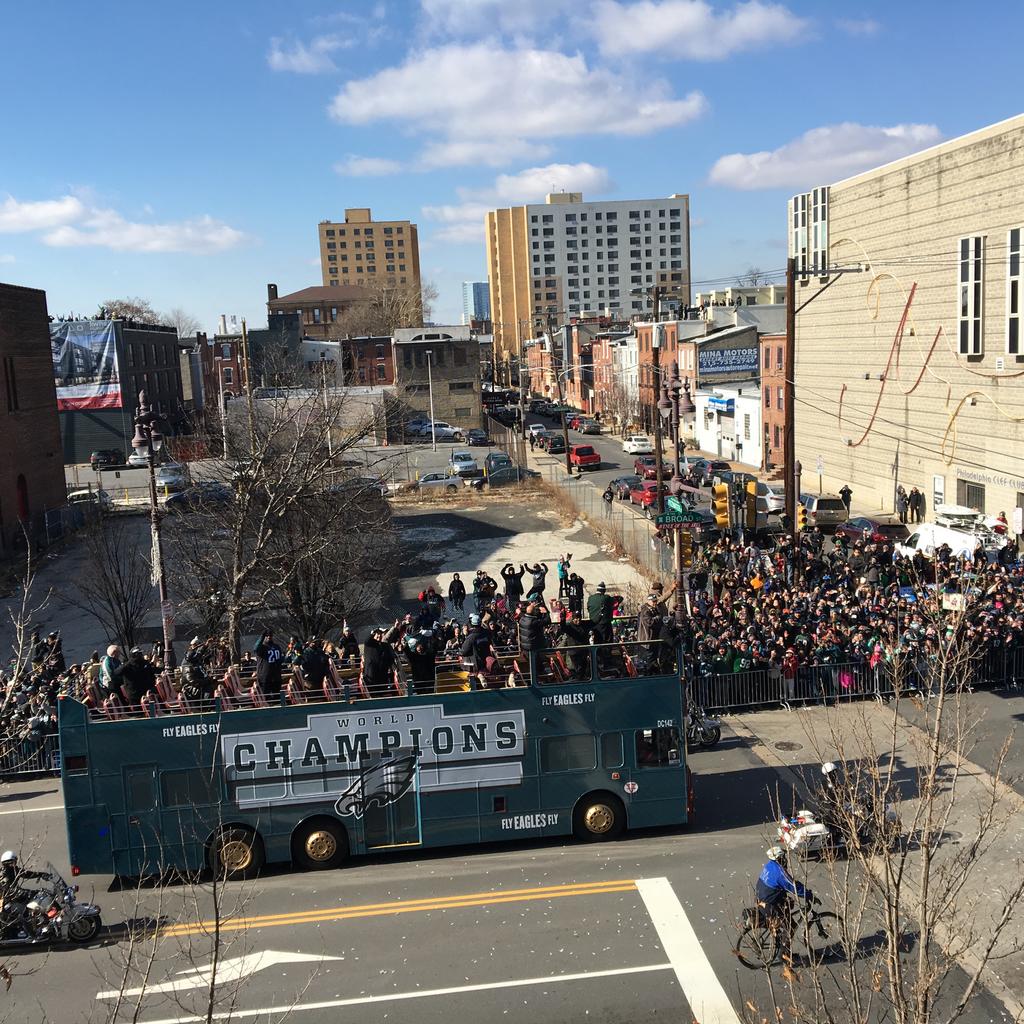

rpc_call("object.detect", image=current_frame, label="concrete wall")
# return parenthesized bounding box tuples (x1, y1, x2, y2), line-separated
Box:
(793, 114, 1024, 519)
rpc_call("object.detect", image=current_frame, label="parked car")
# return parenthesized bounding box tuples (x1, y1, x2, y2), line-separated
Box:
(757, 481, 787, 514)
(465, 429, 491, 447)
(89, 449, 122, 470)
(546, 435, 567, 455)
(337, 475, 388, 498)
(472, 466, 541, 488)
(67, 488, 112, 511)
(404, 418, 431, 435)
(569, 444, 601, 470)
(629, 481, 668, 516)
(633, 455, 671, 480)
(700, 460, 732, 486)
(834, 515, 909, 544)
(155, 463, 190, 493)
(485, 451, 514, 475)
(567, 413, 584, 430)
(426, 422, 465, 441)
(528, 423, 547, 437)
(414, 471, 464, 492)
(166, 482, 233, 512)
(610, 474, 642, 499)
(799, 493, 850, 528)
(577, 419, 602, 435)
(715, 469, 757, 488)
(127, 450, 155, 469)
(448, 451, 479, 476)
(623, 434, 654, 455)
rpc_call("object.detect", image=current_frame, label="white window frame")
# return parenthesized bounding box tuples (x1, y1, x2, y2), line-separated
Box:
(958, 235, 985, 356)
(1008, 228, 1021, 355)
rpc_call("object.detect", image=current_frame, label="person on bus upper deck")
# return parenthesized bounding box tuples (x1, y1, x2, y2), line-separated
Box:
(518, 601, 549, 655)
(339, 625, 360, 663)
(99, 645, 123, 696)
(120, 647, 158, 706)
(301, 639, 330, 689)
(565, 573, 585, 620)
(524, 562, 549, 600)
(254, 631, 284, 694)
(587, 583, 614, 643)
(362, 621, 401, 697)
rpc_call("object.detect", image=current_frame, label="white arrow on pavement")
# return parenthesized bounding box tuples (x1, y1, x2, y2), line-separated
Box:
(96, 950, 342, 1000)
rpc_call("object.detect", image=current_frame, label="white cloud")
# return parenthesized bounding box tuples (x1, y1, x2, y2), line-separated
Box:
(334, 155, 403, 176)
(707, 122, 943, 190)
(0, 254, 15, 264)
(420, 0, 571, 34)
(837, 17, 880, 35)
(0, 193, 246, 253)
(330, 43, 705, 167)
(267, 34, 347, 74)
(590, 0, 806, 57)
(0, 195, 86, 232)
(423, 161, 613, 244)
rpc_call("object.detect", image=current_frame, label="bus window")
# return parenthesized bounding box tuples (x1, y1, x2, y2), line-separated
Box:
(161, 768, 216, 808)
(126, 767, 157, 810)
(601, 732, 623, 768)
(635, 728, 681, 767)
(540, 735, 597, 773)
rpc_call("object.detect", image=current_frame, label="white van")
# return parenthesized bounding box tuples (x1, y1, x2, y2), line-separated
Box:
(894, 522, 995, 560)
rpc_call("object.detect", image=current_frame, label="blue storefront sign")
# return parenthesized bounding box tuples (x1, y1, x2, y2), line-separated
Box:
(698, 345, 759, 377)
(707, 397, 735, 413)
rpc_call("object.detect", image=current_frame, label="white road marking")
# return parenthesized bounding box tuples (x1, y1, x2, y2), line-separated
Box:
(636, 876, 741, 1024)
(0, 804, 63, 816)
(97, 950, 343, 999)
(133, 963, 673, 1023)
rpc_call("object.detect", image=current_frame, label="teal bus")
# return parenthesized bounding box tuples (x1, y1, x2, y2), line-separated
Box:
(59, 643, 692, 878)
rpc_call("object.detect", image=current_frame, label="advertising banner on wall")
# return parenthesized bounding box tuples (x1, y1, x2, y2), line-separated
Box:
(698, 344, 759, 378)
(50, 322, 121, 410)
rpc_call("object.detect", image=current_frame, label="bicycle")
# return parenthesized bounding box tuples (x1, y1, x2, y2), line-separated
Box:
(734, 898, 843, 969)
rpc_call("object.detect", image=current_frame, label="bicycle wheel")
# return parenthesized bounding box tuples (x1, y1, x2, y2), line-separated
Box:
(796, 910, 844, 964)
(734, 922, 780, 969)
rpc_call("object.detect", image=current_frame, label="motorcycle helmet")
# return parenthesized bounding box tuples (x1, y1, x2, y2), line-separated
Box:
(0, 851, 17, 865)
(766, 845, 786, 862)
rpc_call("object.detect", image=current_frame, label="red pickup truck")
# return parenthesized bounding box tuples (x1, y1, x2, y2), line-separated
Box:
(569, 444, 601, 470)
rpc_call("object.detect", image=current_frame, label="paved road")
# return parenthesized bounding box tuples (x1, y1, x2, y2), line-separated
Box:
(1, 728, 1012, 1024)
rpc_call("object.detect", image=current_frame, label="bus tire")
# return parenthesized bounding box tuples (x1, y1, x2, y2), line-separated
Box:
(573, 792, 626, 842)
(208, 826, 265, 881)
(292, 817, 349, 871)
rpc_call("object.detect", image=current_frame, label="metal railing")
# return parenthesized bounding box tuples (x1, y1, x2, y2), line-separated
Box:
(0, 734, 60, 777)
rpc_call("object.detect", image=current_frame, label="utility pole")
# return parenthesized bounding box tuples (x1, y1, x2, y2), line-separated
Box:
(546, 313, 573, 475)
(516, 317, 528, 441)
(783, 257, 796, 552)
(650, 287, 665, 515)
(239, 318, 257, 458)
(425, 349, 437, 452)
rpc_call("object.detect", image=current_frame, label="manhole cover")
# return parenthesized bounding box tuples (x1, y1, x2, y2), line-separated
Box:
(774, 740, 803, 751)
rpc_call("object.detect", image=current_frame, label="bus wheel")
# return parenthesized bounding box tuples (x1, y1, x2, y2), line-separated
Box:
(573, 793, 625, 841)
(293, 818, 349, 871)
(209, 827, 265, 881)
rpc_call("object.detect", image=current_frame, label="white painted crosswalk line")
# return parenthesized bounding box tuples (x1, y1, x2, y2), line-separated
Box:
(636, 876, 742, 1024)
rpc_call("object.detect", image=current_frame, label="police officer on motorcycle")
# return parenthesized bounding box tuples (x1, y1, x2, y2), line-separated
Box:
(0, 851, 46, 938)
(756, 846, 817, 943)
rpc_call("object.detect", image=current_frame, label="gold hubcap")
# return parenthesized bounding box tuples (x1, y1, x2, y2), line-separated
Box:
(305, 830, 338, 862)
(219, 838, 253, 872)
(584, 804, 614, 834)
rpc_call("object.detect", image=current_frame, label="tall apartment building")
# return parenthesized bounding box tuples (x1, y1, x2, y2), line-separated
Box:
(791, 113, 1024, 520)
(461, 281, 490, 324)
(318, 208, 421, 292)
(486, 192, 691, 367)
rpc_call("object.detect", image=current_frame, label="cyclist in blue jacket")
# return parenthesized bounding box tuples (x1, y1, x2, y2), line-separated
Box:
(756, 846, 813, 923)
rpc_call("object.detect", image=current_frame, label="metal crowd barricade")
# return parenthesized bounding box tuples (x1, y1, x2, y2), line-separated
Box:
(0, 734, 60, 777)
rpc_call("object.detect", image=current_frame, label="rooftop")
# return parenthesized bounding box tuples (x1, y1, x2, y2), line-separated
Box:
(270, 285, 370, 305)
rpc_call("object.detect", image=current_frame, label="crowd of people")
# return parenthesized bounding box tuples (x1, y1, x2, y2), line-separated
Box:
(4, 524, 1024, 752)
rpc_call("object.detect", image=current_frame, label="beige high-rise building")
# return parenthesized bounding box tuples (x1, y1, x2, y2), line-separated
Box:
(791, 113, 1024, 521)
(486, 192, 691, 369)
(318, 208, 421, 292)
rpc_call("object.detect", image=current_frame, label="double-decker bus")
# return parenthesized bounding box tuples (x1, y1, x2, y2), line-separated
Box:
(59, 643, 692, 878)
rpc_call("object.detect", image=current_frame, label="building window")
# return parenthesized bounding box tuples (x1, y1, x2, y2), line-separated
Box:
(222, 367, 233, 385)
(957, 479, 986, 511)
(959, 235, 985, 355)
(777, 386, 783, 408)
(375, 344, 385, 359)
(330, 307, 338, 322)
(376, 363, 386, 381)
(763, 347, 770, 370)
(403, 349, 412, 368)
(221, 344, 231, 359)
(358, 368, 366, 383)
(1009, 228, 1021, 354)
(774, 425, 781, 448)
(764, 389, 770, 409)
(325, 229, 335, 237)
(776, 346, 783, 369)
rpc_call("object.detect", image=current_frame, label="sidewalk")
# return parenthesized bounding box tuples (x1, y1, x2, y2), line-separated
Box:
(731, 700, 1024, 1017)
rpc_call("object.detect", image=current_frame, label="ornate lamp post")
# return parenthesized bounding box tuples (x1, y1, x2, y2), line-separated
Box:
(132, 390, 176, 670)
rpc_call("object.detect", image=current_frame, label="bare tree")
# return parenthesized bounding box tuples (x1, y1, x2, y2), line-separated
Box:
(97, 297, 160, 322)
(2, 539, 50, 700)
(57, 518, 155, 653)
(738, 266, 769, 287)
(164, 306, 201, 340)
(333, 279, 439, 338)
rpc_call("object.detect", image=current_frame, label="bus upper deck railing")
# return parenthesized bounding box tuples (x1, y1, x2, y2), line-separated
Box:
(76, 641, 681, 723)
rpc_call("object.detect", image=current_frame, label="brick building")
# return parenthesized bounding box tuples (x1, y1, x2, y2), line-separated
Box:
(266, 283, 368, 339)
(759, 333, 786, 471)
(53, 318, 185, 464)
(318, 208, 422, 292)
(0, 283, 66, 555)
(392, 326, 482, 429)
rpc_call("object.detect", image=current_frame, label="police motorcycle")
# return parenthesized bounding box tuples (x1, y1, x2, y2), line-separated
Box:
(776, 762, 899, 858)
(686, 706, 722, 749)
(1, 863, 101, 946)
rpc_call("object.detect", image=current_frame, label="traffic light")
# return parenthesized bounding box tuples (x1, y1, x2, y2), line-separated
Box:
(712, 483, 731, 529)
(745, 479, 757, 529)
(679, 529, 694, 568)
(796, 503, 809, 531)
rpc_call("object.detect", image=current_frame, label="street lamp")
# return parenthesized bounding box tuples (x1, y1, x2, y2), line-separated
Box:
(424, 349, 437, 452)
(131, 390, 176, 670)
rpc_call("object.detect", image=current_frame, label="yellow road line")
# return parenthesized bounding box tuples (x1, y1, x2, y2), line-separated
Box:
(161, 879, 637, 938)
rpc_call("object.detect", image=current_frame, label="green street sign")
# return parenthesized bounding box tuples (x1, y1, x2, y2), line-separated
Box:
(655, 510, 703, 526)
(666, 496, 685, 513)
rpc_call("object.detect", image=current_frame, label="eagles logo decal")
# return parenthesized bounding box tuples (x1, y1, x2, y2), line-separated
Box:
(334, 755, 418, 818)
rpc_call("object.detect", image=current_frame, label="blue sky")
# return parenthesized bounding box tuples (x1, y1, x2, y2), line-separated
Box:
(1, 0, 1022, 331)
